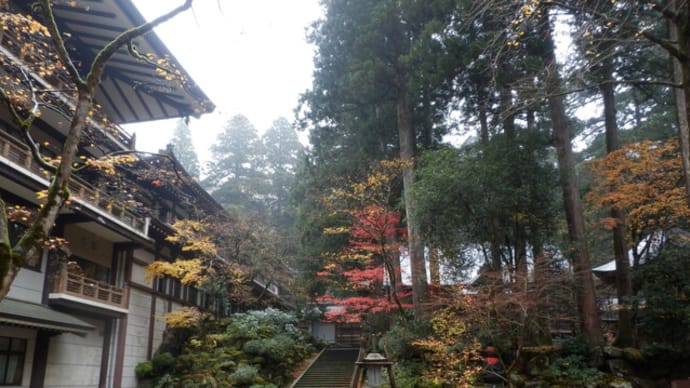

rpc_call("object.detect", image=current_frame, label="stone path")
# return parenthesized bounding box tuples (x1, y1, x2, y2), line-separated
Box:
(291, 347, 360, 388)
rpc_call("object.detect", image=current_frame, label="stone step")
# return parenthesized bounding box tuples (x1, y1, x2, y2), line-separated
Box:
(292, 348, 359, 388)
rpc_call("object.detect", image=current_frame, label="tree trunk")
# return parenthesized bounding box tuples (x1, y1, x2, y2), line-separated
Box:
(670, 0, 690, 205)
(396, 71, 428, 318)
(428, 247, 441, 286)
(0, 198, 12, 296)
(478, 87, 490, 144)
(0, 88, 92, 300)
(500, 85, 516, 140)
(479, 88, 502, 272)
(489, 223, 503, 271)
(600, 81, 635, 347)
(500, 83, 527, 276)
(540, 12, 602, 343)
(386, 227, 404, 292)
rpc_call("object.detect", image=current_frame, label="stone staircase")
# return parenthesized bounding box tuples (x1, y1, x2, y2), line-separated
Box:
(291, 347, 360, 388)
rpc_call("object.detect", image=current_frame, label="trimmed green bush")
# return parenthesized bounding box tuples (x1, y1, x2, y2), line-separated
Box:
(134, 360, 153, 380)
(151, 352, 176, 374)
(230, 364, 259, 385)
(139, 308, 318, 388)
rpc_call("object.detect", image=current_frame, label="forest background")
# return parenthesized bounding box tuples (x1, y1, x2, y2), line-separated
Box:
(170, 0, 690, 384)
(120, 1, 690, 386)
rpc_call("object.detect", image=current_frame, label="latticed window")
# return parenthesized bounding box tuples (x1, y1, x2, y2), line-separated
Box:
(0, 336, 26, 386)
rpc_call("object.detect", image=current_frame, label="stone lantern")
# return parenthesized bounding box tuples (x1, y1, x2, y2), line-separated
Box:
(354, 352, 396, 388)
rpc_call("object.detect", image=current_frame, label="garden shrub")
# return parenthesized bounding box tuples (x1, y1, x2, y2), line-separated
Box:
(636, 243, 690, 358)
(410, 308, 484, 386)
(151, 352, 176, 374)
(559, 336, 595, 359)
(544, 355, 604, 385)
(139, 308, 317, 388)
(380, 323, 419, 360)
(156, 327, 194, 356)
(230, 364, 259, 385)
(392, 361, 426, 388)
(134, 361, 153, 380)
(151, 373, 177, 388)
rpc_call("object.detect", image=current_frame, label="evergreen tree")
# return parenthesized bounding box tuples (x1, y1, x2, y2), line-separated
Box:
(261, 117, 303, 227)
(299, 0, 459, 317)
(546, 0, 690, 204)
(203, 115, 267, 213)
(168, 119, 201, 177)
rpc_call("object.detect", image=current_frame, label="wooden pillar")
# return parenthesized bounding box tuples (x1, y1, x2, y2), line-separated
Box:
(29, 331, 52, 388)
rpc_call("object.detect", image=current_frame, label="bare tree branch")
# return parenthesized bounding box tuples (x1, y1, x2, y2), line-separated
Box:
(547, 0, 686, 62)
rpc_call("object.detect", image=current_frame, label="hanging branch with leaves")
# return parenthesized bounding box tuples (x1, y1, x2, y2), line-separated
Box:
(0, 0, 196, 301)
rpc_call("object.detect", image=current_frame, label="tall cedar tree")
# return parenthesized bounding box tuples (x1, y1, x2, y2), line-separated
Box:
(261, 117, 303, 227)
(536, 9, 602, 342)
(168, 119, 201, 177)
(301, 0, 458, 317)
(204, 114, 267, 212)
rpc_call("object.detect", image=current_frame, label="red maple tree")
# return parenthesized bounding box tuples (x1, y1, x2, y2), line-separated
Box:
(318, 205, 412, 323)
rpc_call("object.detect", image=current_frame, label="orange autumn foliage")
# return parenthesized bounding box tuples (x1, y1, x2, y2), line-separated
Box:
(587, 139, 690, 240)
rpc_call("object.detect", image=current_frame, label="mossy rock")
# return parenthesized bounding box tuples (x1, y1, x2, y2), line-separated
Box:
(621, 348, 643, 363)
(520, 345, 561, 372)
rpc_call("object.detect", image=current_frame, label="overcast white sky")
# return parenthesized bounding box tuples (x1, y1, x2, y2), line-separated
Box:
(126, 1, 322, 164)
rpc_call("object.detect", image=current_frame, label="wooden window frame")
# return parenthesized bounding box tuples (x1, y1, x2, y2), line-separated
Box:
(0, 336, 27, 386)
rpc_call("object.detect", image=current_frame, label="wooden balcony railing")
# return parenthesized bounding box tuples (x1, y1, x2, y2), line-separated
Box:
(52, 268, 128, 310)
(0, 131, 148, 235)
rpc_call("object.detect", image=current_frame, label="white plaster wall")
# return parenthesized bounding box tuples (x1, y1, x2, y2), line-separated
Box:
(120, 288, 152, 388)
(7, 251, 46, 303)
(151, 298, 168, 354)
(43, 316, 104, 388)
(0, 326, 35, 388)
(64, 225, 112, 268)
(130, 262, 152, 287)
